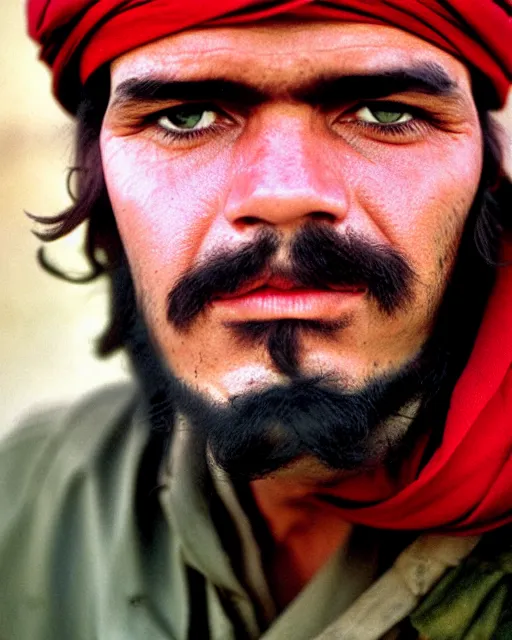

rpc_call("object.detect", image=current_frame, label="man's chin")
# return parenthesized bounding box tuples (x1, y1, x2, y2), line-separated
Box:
(169, 361, 426, 483)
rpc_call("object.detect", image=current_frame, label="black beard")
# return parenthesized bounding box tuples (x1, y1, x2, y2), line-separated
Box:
(162, 355, 435, 481)
(229, 319, 348, 378)
(131, 281, 450, 482)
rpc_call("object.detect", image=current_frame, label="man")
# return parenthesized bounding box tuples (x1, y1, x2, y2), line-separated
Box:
(1, 1, 511, 638)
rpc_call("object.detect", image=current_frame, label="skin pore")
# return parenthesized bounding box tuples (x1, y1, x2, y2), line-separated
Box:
(100, 21, 484, 483)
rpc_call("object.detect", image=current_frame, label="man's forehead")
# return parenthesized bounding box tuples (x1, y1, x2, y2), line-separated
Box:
(110, 20, 473, 93)
(28, 0, 511, 113)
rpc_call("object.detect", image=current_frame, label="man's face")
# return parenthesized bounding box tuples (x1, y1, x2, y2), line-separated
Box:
(101, 21, 482, 425)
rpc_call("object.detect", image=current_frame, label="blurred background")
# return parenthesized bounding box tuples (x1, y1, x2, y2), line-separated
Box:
(1, 1, 129, 434)
(0, 1, 510, 436)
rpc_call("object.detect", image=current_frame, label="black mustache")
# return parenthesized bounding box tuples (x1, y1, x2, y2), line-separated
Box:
(167, 224, 415, 331)
(291, 224, 415, 314)
(168, 229, 278, 330)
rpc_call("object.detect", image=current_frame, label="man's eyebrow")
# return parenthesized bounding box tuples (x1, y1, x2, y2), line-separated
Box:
(111, 77, 266, 108)
(301, 62, 460, 105)
(110, 62, 460, 110)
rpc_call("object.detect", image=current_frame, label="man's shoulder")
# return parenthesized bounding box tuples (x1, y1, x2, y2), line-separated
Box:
(0, 382, 141, 513)
(0, 383, 165, 639)
(0, 383, 145, 536)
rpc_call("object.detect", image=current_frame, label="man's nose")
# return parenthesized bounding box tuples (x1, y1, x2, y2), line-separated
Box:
(223, 109, 350, 230)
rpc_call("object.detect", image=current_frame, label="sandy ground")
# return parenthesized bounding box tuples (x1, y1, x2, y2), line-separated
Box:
(0, 1, 510, 435)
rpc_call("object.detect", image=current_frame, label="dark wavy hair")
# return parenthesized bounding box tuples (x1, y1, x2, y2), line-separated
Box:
(31, 70, 512, 364)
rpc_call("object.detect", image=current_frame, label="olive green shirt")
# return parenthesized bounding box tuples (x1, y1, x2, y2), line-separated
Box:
(0, 384, 485, 639)
(0, 384, 383, 639)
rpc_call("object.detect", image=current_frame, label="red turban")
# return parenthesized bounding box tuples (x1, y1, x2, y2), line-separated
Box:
(28, 0, 511, 114)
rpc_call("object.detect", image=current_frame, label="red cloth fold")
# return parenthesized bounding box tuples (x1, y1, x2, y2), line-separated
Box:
(28, 0, 511, 113)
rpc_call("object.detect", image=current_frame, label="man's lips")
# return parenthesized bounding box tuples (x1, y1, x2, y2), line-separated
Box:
(212, 277, 366, 321)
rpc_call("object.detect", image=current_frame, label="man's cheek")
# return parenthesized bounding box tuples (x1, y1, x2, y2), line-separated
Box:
(359, 144, 479, 259)
(102, 140, 222, 274)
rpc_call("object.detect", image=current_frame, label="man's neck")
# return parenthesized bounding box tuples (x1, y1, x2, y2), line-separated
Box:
(250, 474, 353, 609)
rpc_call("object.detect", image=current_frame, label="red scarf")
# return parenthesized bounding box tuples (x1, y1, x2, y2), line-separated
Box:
(28, 0, 511, 114)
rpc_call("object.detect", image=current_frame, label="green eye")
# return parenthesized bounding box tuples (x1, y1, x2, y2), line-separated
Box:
(158, 106, 217, 132)
(372, 111, 404, 124)
(355, 106, 413, 125)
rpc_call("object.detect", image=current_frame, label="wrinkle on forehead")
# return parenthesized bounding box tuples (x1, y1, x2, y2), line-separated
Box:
(110, 21, 474, 95)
